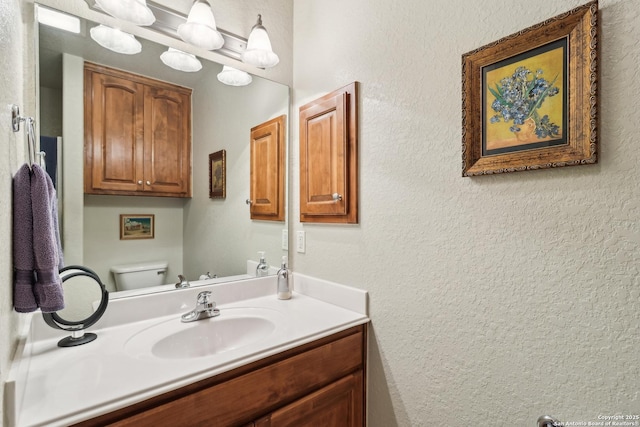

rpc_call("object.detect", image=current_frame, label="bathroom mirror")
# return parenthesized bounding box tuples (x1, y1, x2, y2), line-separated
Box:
(36, 4, 289, 298)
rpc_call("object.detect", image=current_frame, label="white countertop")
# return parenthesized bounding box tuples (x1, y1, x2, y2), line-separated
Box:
(6, 274, 368, 427)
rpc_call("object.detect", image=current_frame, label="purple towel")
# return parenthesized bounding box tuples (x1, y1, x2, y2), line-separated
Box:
(31, 164, 64, 313)
(12, 164, 37, 312)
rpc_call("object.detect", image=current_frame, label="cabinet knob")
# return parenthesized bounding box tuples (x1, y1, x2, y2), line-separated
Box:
(332, 193, 343, 201)
(246, 199, 252, 205)
(146, 181, 151, 185)
(137, 180, 143, 185)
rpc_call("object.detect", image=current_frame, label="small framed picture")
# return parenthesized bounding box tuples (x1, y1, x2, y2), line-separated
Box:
(120, 214, 155, 240)
(209, 149, 226, 199)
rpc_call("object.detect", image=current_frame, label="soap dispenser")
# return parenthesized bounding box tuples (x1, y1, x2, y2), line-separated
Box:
(277, 256, 291, 300)
(256, 251, 269, 277)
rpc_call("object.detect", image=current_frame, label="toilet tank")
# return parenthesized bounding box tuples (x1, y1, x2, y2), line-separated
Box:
(110, 260, 168, 291)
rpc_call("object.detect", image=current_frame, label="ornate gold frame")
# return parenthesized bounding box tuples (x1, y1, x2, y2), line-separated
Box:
(462, 1, 598, 176)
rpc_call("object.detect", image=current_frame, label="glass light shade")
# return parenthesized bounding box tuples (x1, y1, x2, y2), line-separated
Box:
(90, 25, 142, 55)
(160, 48, 202, 72)
(217, 66, 252, 86)
(177, 0, 224, 50)
(242, 15, 279, 68)
(95, 0, 155, 26)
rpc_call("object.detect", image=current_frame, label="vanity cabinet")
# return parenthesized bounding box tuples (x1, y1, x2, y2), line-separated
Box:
(84, 62, 192, 198)
(73, 325, 366, 427)
(253, 371, 363, 426)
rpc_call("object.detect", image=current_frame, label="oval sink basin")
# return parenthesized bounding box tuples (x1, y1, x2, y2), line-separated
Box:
(125, 308, 281, 360)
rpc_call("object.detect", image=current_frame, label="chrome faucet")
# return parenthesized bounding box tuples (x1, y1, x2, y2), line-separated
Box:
(181, 291, 220, 323)
(175, 274, 190, 288)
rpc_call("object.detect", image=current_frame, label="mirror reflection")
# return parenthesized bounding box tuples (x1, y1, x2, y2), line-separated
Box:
(55, 271, 104, 322)
(37, 9, 289, 297)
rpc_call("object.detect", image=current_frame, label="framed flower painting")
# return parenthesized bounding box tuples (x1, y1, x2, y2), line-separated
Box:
(462, 1, 598, 176)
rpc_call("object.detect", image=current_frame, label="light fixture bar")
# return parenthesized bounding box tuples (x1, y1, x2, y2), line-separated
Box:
(37, 5, 81, 34)
(84, 0, 247, 61)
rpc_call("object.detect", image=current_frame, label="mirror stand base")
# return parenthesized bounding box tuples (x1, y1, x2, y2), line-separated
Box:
(57, 333, 97, 347)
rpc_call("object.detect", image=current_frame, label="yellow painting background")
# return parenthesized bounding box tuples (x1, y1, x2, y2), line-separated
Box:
(485, 46, 564, 149)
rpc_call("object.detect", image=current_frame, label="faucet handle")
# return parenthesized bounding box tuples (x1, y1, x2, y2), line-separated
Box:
(182, 290, 219, 322)
(175, 274, 190, 288)
(196, 291, 215, 312)
(197, 291, 212, 303)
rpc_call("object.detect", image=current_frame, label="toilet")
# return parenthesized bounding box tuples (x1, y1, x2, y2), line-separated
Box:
(110, 260, 168, 291)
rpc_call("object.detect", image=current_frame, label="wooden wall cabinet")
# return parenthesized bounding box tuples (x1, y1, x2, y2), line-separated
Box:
(299, 82, 358, 223)
(84, 62, 192, 198)
(74, 325, 366, 427)
(249, 115, 286, 221)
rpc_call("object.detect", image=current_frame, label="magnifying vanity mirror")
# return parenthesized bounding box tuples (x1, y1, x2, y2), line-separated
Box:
(42, 265, 109, 347)
(36, 4, 289, 301)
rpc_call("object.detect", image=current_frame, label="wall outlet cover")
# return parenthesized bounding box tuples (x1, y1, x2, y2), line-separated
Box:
(296, 231, 306, 253)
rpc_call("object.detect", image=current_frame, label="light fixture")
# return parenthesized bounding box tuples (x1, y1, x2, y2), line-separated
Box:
(217, 66, 252, 86)
(160, 48, 202, 72)
(90, 25, 142, 55)
(95, 0, 155, 26)
(242, 14, 279, 68)
(37, 5, 81, 34)
(177, 0, 224, 51)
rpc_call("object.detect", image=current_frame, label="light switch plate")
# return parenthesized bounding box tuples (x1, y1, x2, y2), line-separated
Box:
(296, 231, 306, 253)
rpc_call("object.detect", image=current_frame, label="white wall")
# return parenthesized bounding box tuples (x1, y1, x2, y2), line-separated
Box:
(292, 0, 640, 425)
(0, 0, 34, 423)
(38, 86, 61, 136)
(61, 53, 84, 265)
(83, 196, 185, 292)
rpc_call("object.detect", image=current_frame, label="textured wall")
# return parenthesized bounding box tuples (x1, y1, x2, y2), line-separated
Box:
(292, 0, 640, 425)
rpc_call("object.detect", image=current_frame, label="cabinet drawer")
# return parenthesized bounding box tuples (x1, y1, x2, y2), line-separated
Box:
(78, 326, 365, 427)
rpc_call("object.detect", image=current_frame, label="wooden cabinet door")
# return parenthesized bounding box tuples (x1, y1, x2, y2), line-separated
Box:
(85, 68, 145, 193)
(255, 371, 364, 427)
(250, 115, 286, 221)
(300, 93, 347, 216)
(143, 86, 191, 196)
(299, 82, 358, 223)
(84, 62, 192, 198)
